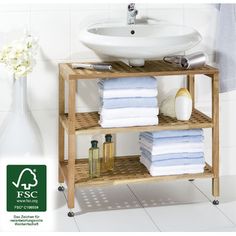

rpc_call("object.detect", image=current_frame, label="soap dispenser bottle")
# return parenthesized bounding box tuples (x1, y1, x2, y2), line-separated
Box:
(89, 140, 100, 178)
(102, 134, 114, 171)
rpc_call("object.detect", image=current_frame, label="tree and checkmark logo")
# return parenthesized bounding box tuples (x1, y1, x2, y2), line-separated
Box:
(7, 165, 46, 212)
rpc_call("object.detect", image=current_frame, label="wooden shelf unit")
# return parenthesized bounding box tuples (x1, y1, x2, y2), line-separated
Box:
(58, 60, 219, 211)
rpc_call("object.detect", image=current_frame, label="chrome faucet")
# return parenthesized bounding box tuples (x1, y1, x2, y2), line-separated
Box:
(127, 3, 138, 25)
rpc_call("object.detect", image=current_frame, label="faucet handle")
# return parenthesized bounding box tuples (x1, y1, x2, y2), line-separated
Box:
(128, 3, 135, 11)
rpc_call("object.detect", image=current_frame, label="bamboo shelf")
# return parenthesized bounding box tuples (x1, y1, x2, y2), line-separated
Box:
(58, 60, 220, 215)
(60, 156, 213, 187)
(60, 109, 213, 135)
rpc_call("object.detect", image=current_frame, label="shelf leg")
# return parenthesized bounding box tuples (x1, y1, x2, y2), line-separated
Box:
(187, 74, 195, 109)
(67, 79, 76, 210)
(59, 74, 65, 183)
(68, 134, 76, 209)
(211, 73, 220, 197)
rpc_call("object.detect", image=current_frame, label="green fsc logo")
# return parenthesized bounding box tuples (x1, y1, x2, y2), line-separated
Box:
(7, 165, 47, 212)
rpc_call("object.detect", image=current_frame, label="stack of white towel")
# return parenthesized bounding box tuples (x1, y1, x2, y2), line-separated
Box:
(139, 129, 205, 176)
(98, 77, 159, 128)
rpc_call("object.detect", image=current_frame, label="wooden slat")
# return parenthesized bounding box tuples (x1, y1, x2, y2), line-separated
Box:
(60, 156, 213, 187)
(60, 109, 213, 136)
(60, 60, 218, 80)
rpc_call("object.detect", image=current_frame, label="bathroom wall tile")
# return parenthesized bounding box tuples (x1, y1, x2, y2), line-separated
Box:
(28, 61, 59, 110)
(183, 3, 218, 9)
(31, 110, 58, 159)
(30, 10, 70, 61)
(0, 3, 30, 12)
(157, 76, 185, 104)
(29, 3, 70, 11)
(219, 100, 236, 148)
(183, 7, 219, 56)
(115, 132, 140, 156)
(147, 3, 184, 9)
(69, 3, 110, 11)
(0, 11, 30, 44)
(147, 8, 184, 25)
(70, 10, 110, 61)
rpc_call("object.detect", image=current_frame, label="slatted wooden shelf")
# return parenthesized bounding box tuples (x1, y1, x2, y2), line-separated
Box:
(59, 156, 213, 187)
(59, 60, 218, 80)
(60, 108, 213, 135)
(58, 59, 220, 211)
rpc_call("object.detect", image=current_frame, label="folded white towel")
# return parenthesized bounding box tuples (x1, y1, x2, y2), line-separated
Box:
(100, 107, 159, 120)
(140, 138, 204, 155)
(99, 88, 158, 99)
(140, 155, 205, 176)
(99, 116, 159, 128)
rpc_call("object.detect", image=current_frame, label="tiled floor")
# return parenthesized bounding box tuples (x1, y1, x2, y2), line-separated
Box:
(54, 175, 236, 232)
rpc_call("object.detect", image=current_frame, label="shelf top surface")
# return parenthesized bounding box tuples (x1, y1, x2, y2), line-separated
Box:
(59, 60, 218, 80)
(60, 109, 213, 135)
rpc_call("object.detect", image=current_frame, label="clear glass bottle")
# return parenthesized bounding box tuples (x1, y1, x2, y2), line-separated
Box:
(102, 134, 114, 171)
(89, 140, 100, 178)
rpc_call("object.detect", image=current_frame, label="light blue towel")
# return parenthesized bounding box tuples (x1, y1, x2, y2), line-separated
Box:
(98, 77, 157, 90)
(141, 129, 203, 139)
(101, 97, 158, 109)
(216, 4, 236, 92)
(141, 147, 204, 162)
(140, 134, 204, 144)
(141, 151, 205, 167)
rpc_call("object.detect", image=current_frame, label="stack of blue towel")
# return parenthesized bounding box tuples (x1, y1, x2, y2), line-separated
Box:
(98, 77, 159, 128)
(139, 129, 205, 176)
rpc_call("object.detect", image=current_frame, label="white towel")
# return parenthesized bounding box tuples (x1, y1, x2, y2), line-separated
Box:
(140, 138, 204, 155)
(100, 107, 159, 120)
(140, 155, 205, 176)
(99, 88, 158, 99)
(99, 116, 159, 128)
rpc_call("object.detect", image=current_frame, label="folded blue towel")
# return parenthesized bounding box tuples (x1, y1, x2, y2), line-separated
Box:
(140, 147, 204, 162)
(101, 97, 158, 109)
(140, 134, 204, 144)
(142, 129, 203, 139)
(141, 151, 205, 167)
(98, 77, 157, 90)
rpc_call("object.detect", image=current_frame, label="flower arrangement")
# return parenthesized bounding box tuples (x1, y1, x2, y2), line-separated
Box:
(0, 34, 38, 79)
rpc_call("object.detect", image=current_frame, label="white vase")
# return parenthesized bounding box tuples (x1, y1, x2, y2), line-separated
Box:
(0, 77, 43, 158)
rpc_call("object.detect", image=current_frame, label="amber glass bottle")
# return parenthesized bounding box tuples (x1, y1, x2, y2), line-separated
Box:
(89, 140, 100, 178)
(102, 134, 114, 171)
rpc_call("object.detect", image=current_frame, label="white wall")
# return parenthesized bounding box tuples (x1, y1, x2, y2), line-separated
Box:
(0, 3, 235, 175)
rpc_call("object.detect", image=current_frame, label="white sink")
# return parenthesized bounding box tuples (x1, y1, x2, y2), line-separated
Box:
(79, 21, 202, 66)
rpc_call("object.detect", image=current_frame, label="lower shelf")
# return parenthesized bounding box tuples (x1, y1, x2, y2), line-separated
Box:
(60, 156, 213, 187)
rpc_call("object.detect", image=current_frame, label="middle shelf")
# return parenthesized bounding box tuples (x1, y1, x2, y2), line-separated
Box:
(60, 108, 213, 135)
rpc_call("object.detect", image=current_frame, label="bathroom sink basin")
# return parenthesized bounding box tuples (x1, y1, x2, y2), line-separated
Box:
(79, 21, 202, 66)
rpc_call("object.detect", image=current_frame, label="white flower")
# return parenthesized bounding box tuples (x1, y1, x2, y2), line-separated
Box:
(0, 34, 38, 79)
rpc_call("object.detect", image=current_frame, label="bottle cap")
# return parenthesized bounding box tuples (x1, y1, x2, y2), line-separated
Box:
(91, 140, 98, 148)
(105, 134, 112, 143)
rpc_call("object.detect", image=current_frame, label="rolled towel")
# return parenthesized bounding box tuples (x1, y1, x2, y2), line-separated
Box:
(140, 147, 204, 162)
(141, 150, 205, 167)
(140, 155, 205, 176)
(99, 88, 158, 99)
(99, 116, 159, 128)
(140, 138, 204, 155)
(142, 129, 203, 139)
(140, 134, 204, 144)
(98, 77, 157, 90)
(101, 97, 158, 109)
(100, 107, 159, 120)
